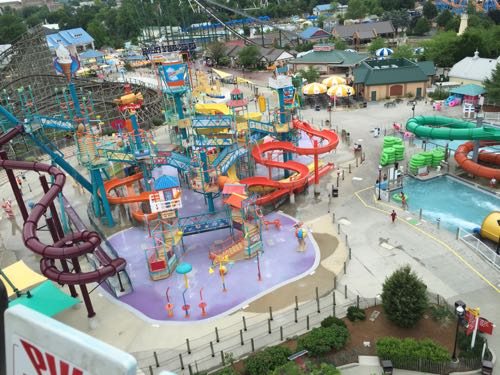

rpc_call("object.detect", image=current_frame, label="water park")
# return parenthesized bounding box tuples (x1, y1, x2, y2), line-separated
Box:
(0, 23, 499, 375)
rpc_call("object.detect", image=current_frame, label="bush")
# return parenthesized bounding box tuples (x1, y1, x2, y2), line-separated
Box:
(381, 265, 428, 328)
(298, 326, 349, 357)
(321, 316, 347, 329)
(271, 361, 303, 375)
(212, 367, 237, 375)
(347, 306, 366, 322)
(457, 331, 490, 359)
(271, 361, 341, 375)
(376, 337, 449, 362)
(429, 304, 454, 322)
(244, 346, 291, 375)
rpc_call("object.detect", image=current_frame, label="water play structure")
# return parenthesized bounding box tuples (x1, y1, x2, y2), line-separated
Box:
(406, 116, 500, 180)
(479, 211, 500, 244)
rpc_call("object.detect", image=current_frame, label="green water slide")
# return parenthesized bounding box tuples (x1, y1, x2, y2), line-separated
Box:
(406, 116, 500, 141)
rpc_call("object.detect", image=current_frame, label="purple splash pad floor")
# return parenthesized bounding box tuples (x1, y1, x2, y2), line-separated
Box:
(107, 211, 319, 322)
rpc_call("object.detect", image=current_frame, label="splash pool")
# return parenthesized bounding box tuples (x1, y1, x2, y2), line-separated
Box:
(395, 175, 500, 231)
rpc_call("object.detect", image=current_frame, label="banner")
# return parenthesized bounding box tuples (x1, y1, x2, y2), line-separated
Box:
(160, 63, 187, 87)
(141, 42, 196, 57)
(478, 318, 494, 335)
(465, 310, 476, 336)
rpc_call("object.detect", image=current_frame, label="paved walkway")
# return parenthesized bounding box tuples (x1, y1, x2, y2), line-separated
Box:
(1, 85, 499, 375)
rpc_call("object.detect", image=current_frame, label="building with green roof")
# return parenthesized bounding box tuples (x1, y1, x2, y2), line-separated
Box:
(353, 58, 435, 101)
(289, 44, 369, 76)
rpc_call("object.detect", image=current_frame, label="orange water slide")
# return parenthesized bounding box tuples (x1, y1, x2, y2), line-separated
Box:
(240, 119, 339, 205)
(103, 173, 157, 221)
(454, 142, 500, 180)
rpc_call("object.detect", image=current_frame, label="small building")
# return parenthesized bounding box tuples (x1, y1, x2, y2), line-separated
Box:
(46, 28, 95, 54)
(289, 44, 368, 75)
(448, 51, 499, 86)
(331, 21, 395, 46)
(313, 3, 334, 16)
(226, 45, 295, 69)
(353, 58, 435, 101)
(78, 49, 105, 65)
(299, 27, 331, 42)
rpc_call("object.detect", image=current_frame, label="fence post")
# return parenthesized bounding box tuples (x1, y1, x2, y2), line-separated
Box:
(215, 327, 220, 343)
(349, 247, 352, 260)
(149, 365, 153, 375)
(437, 218, 440, 230)
(344, 285, 347, 299)
(295, 296, 299, 310)
(349, 164, 352, 173)
(306, 315, 310, 330)
(210, 341, 215, 357)
(342, 169, 345, 180)
(333, 291, 336, 317)
(269, 306, 273, 321)
(268, 319, 272, 334)
(186, 338, 191, 354)
(251, 338, 255, 352)
(419, 208, 422, 220)
(153, 352, 159, 367)
(344, 261, 346, 274)
(456, 227, 460, 240)
(294, 308, 298, 323)
(280, 326, 284, 341)
(188, 364, 193, 375)
(240, 329, 244, 346)
(179, 353, 184, 370)
(357, 295, 360, 308)
(337, 223, 340, 234)
(315, 286, 320, 313)
(334, 276, 337, 289)
(242, 316, 247, 331)
(220, 351, 225, 366)
(345, 234, 348, 247)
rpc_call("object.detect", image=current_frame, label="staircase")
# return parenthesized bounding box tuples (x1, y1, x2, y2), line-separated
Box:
(212, 239, 245, 264)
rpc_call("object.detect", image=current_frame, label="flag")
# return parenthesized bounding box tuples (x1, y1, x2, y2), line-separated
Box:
(478, 318, 494, 335)
(465, 310, 476, 336)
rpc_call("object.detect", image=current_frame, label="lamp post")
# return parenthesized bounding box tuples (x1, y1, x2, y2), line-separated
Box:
(378, 165, 382, 200)
(452, 300, 467, 362)
(412, 103, 415, 117)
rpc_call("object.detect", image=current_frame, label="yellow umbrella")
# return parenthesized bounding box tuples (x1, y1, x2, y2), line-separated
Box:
(322, 75, 347, 87)
(327, 84, 355, 97)
(302, 82, 327, 95)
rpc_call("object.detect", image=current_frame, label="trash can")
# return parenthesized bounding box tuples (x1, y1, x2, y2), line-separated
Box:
(381, 360, 393, 375)
(332, 187, 339, 198)
(481, 360, 493, 375)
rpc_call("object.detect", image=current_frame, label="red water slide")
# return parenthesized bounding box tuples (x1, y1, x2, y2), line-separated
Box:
(454, 141, 500, 180)
(240, 119, 339, 205)
(0, 126, 126, 287)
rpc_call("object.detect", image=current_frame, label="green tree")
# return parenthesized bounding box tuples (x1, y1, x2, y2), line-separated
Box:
(87, 19, 109, 48)
(244, 346, 291, 375)
(382, 10, 410, 35)
(483, 63, 500, 102)
(381, 265, 428, 328)
(310, 363, 341, 375)
(238, 45, 261, 68)
(436, 9, 453, 27)
(346, 0, 368, 19)
(368, 37, 386, 54)
(392, 44, 414, 58)
(205, 41, 227, 66)
(423, 1, 438, 20)
(298, 66, 320, 83)
(412, 17, 431, 35)
(334, 38, 348, 50)
(422, 31, 460, 66)
(0, 14, 27, 44)
(444, 16, 461, 32)
(488, 9, 500, 24)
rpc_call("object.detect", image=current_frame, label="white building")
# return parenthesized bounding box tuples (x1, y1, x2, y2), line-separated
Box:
(448, 51, 500, 86)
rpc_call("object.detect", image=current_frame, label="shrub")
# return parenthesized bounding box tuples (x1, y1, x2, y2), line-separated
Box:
(381, 265, 428, 328)
(457, 331, 490, 359)
(213, 367, 237, 375)
(376, 337, 449, 362)
(347, 306, 366, 322)
(244, 346, 291, 375)
(321, 316, 347, 329)
(271, 361, 303, 375)
(298, 326, 349, 357)
(429, 304, 454, 322)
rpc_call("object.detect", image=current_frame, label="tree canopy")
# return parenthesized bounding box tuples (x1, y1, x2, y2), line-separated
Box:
(238, 45, 261, 68)
(298, 66, 320, 83)
(484, 63, 500, 102)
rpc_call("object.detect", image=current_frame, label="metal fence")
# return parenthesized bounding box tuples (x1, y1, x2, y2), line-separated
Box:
(458, 227, 500, 270)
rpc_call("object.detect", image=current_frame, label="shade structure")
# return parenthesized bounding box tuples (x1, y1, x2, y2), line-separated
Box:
(322, 75, 347, 87)
(212, 68, 233, 79)
(375, 48, 393, 57)
(302, 82, 327, 95)
(327, 84, 355, 98)
(0, 260, 46, 297)
(9, 281, 79, 316)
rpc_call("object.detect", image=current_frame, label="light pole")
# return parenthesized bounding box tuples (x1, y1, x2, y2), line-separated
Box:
(452, 300, 466, 362)
(378, 165, 382, 200)
(412, 103, 415, 117)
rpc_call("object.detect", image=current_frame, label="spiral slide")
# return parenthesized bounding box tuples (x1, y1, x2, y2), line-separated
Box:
(103, 173, 157, 222)
(406, 116, 500, 180)
(240, 119, 339, 205)
(0, 125, 126, 287)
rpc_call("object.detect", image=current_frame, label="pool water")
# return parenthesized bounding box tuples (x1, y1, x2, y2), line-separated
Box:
(414, 138, 500, 154)
(395, 176, 500, 231)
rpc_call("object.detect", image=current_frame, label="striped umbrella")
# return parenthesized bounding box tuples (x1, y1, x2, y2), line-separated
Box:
(302, 82, 327, 95)
(322, 75, 347, 87)
(375, 48, 394, 57)
(327, 84, 355, 98)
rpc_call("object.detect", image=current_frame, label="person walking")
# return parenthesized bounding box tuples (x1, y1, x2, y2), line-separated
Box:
(390, 210, 397, 223)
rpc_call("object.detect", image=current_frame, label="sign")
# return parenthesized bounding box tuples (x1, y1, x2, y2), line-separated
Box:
(313, 44, 333, 52)
(33, 115, 74, 131)
(269, 75, 292, 89)
(160, 63, 188, 87)
(141, 42, 196, 57)
(6, 305, 137, 375)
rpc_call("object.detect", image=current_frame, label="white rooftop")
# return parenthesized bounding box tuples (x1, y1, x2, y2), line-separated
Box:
(448, 51, 500, 82)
